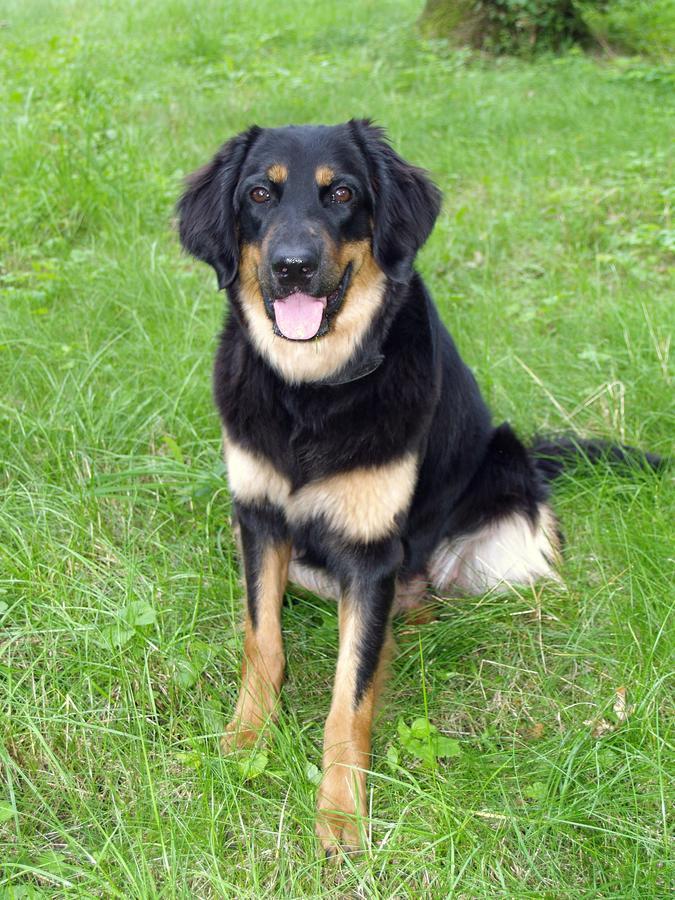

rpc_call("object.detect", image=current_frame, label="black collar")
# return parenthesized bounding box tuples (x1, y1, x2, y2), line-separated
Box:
(315, 353, 385, 387)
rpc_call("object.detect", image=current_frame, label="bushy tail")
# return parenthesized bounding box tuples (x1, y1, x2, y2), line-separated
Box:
(530, 435, 666, 484)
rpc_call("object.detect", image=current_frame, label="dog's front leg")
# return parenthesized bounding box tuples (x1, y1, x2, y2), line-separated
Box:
(316, 541, 400, 857)
(222, 503, 291, 752)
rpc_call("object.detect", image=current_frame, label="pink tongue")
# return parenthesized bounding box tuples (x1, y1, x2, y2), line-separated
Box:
(273, 293, 326, 340)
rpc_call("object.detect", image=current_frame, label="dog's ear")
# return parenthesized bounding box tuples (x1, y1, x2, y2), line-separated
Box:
(177, 126, 260, 289)
(350, 119, 442, 282)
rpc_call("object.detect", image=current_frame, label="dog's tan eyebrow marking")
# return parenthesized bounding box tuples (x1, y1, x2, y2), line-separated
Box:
(315, 165, 335, 187)
(266, 163, 288, 184)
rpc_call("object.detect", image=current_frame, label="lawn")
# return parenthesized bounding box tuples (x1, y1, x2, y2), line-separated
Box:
(0, 0, 673, 896)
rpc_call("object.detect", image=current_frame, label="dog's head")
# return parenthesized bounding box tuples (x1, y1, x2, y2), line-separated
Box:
(178, 120, 441, 381)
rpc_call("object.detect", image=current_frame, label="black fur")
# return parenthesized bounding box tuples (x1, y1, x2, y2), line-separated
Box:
(531, 435, 664, 483)
(177, 120, 659, 714)
(349, 119, 442, 281)
(236, 502, 288, 628)
(178, 126, 261, 288)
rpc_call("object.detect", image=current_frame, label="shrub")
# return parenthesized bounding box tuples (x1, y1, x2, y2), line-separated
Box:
(420, 1, 601, 54)
(419, 1, 675, 57)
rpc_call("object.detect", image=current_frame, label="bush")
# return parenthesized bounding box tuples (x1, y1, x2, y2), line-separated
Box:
(420, 0, 675, 57)
(420, 1, 600, 54)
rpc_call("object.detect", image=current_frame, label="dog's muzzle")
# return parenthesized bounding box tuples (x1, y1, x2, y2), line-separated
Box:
(266, 266, 351, 341)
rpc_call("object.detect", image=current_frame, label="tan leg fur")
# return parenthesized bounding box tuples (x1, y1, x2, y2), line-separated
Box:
(316, 599, 394, 856)
(222, 542, 291, 751)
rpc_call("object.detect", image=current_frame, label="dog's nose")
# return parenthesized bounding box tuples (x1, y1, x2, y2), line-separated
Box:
(271, 252, 317, 284)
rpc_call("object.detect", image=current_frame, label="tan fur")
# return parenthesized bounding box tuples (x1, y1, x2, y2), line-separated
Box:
(316, 600, 394, 854)
(238, 241, 387, 384)
(222, 542, 291, 750)
(315, 165, 335, 187)
(238, 241, 263, 297)
(266, 163, 287, 184)
(222, 427, 291, 509)
(429, 503, 561, 595)
(224, 427, 416, 541)
(287, 453, 418, 542)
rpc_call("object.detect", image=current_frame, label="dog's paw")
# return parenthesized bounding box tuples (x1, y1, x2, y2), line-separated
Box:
(220, 720, 260, 754)
(316, 770, 365, 860)
(316, 809, 362, 862)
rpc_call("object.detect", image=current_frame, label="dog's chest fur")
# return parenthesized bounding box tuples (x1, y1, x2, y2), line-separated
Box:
(214, 301, 436, 546)
(213, 275, 560, 597)
(215, 283, 438, 468)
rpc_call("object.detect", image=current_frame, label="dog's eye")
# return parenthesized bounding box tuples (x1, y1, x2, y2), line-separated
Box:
(331, 186, 352, 204)
(250, 187, 271, 204)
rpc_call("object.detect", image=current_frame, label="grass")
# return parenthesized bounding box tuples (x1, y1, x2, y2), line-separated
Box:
(0, 0, 673, 895)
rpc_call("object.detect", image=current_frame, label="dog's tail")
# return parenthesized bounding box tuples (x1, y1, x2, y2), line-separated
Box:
(530, 435, 666, 484)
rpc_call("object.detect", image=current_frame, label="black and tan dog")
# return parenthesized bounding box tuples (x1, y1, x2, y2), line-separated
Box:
(177, 120, 659, 855)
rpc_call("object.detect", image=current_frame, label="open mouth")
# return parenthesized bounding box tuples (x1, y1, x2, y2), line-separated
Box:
(267, 266, 351, 341)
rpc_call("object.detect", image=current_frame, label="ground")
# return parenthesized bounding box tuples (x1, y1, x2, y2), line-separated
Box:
(0, 0, 673, 896)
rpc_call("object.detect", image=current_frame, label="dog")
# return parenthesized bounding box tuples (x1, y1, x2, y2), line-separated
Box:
(177, 120, 660, 856)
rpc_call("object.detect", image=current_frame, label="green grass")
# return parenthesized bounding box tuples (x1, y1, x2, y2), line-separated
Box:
(0, 0, 673, 895)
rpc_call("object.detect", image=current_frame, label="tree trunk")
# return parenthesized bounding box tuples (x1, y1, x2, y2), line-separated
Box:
(419, 0, 488, 48)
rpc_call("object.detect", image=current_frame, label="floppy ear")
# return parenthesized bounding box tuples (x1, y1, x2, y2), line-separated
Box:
(350, 119, 442, 282)
(177, 126, 260, 289)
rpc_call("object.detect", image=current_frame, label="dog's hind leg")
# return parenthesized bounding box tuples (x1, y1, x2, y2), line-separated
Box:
(222, 503, 291, 751)
(394, 573, 436, 622)
(429, 505, 561, 595)
(428, 423, 562, 596)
